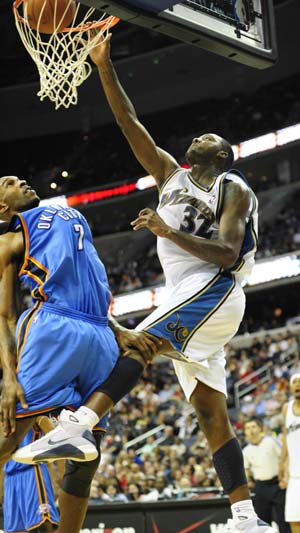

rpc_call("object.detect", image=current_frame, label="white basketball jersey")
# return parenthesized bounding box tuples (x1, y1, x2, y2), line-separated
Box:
(157, 168, 258, 288)
(286, 400, 300, 477)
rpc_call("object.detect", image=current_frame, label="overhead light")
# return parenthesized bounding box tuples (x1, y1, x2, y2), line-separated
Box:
(50, 182, 57, 189)
(61, 170, 69, 178)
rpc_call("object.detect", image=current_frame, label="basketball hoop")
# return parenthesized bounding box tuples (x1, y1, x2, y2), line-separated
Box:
(13, 0, 119, 110)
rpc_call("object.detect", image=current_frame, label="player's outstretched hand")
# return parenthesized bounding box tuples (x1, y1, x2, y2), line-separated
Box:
(0, 379, 28, 436)
(89, 30, 112, 67)
(116, 328, 162, 362)
(131, 208, 170, 238)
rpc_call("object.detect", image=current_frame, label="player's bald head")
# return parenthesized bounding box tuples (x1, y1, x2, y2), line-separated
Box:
(185, 133, 234, 171)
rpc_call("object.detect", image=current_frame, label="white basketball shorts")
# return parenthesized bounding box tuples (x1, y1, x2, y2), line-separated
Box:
(136, 271, 245, 401)
(285, 477, 300, 522)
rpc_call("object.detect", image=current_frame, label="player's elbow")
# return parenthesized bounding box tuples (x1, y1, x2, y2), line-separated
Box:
(220, 247, 239, 269)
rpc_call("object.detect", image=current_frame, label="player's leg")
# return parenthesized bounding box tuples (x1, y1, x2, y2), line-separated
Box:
(252, 483, 273, 526)
(0, 416, 35, 467)
(285, 479, 300, 533)
(190, 380, 247, 499)
(189, 380, 275, 533)
(58, 432, 102, 533)
(289, 525, 300, 533)
(271, 485, 290, 533)
(13, 315, 161, 464)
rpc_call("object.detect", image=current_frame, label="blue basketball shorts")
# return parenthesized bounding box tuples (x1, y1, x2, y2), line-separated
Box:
(3, 463, 59, 532)
(15, 302, 119, 430)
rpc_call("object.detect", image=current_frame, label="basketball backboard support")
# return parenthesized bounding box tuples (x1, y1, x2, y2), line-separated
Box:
(80, 0, 277, 69)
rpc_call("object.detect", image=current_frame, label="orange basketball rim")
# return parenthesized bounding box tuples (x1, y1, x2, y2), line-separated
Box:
(12, 0, 120, 110)
(13, 0, 120, 33)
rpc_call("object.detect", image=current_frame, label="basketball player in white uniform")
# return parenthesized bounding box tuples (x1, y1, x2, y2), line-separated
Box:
(280, 374, 300, 533)
(13, 34, 275, 533)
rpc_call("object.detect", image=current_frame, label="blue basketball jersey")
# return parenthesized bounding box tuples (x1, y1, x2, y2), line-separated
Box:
(13, 205, 110, 315)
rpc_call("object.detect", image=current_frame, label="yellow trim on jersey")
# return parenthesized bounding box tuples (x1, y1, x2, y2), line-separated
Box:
(215, 174, 227, 222)
(27, 256, 49, 300)
(231, 259, 245, 273)
(17, 214, 49, 301)
(16, 302, 42, 372)
(15, 405, 60, 418)
(182, 276, 236, 350)
(16, 306, 35, 356)
(28, 255, 49, 276)
(144, 272, 222, 331)
(158, 167, 182, 195)
(187, 172, 218, 192)
(18, 213, 29, 276)
(250, 217, 258, 250)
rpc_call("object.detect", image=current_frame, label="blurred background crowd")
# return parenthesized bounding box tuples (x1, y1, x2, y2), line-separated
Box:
(85, 329, 299, 504)
(1, 0, 300, 515)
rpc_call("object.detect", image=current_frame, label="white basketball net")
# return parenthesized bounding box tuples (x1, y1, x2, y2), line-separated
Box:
(13, 0, 118, 110)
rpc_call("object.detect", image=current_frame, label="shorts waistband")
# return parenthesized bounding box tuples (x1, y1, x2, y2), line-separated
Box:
(255, 477, 278, 485)
(42, 302, 108, 326)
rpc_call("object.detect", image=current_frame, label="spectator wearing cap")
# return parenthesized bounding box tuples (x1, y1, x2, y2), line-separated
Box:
(243, 417, 290, 533)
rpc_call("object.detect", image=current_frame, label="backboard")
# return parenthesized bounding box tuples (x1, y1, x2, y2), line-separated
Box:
(80, 0, 278, 69)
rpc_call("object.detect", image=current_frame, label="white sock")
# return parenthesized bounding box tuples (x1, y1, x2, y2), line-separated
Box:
(231, 500, 256, 524)
(71, 406, 99, 430)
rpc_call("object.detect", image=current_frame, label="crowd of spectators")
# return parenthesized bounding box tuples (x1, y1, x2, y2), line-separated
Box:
(2, 72, 300, 199)
(85, 329, 299, 504)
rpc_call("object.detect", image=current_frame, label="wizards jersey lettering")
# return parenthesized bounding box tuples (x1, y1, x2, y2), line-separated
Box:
(156, 168, 258, 289)
(12, 205, 110, 316)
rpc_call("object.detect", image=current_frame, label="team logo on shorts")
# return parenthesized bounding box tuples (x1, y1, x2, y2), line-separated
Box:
(166, 313, 189, 343)
(38, 503, 51, 515)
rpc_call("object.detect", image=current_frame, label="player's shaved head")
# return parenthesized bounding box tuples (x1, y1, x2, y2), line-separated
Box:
(185, 133, 234, 172)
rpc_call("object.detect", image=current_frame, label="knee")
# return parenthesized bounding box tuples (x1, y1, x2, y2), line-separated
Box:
(192, 398, 227, 429)
(62, 454, 100, 498)
(62, 432, 103, 498)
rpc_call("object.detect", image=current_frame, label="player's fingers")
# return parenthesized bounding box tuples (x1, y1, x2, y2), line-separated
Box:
(18, 393, 28, 410)
(9, 404, 16, 434)
(139, 208, 151, 216)
(144, 336, 163, 354)
(146, 334, 163, 349)
(139, 339, 155, 358)
(132, 223, 148, 231)
(130, 215, 149, 225)
(130, 217, 140, 226)
(2, 406, 10, 436)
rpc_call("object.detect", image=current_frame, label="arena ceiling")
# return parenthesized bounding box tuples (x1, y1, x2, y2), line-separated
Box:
(0, 0, 300, 141)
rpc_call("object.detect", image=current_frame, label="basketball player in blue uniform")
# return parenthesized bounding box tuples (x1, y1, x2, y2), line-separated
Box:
(4, 422, 59, 533)
(15, 34, 278, 533)
(0, 176, 160, 533)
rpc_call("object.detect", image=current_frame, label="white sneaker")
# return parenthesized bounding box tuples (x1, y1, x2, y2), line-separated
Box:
(12, 409, 98, 464)
(223, 518, 276, 533)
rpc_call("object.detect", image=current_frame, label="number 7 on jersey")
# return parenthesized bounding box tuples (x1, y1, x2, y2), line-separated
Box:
(74, 224, 84, 251)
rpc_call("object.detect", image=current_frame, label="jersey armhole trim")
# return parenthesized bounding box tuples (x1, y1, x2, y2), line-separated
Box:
(158, 167, 182, 195)
(16, 213, 28, 277)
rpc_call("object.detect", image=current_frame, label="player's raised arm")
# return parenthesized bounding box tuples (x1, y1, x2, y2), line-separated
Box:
(0, 233, 27, 436)
(89, 34, 179, 186)
(131, 181, 251, 269)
